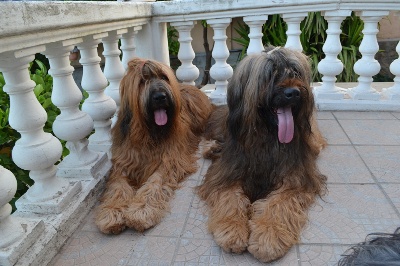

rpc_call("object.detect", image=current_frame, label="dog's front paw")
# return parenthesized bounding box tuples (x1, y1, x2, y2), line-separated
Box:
(247, 221, 295, 262)
(124, 203, 165, 232)
(95, 206, 126, 235)
(210, 221, 249, 254)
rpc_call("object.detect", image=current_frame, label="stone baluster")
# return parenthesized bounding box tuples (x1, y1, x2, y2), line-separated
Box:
(78, 34, 117, 153)
(0, 49, 81, 214)
(0, 166, 44, 266)
(102, 29, 127, 125)
(244, 15, 268, 55)
(314, 10, 351, 100)
(121, 26, 142, 70)
(208, 18, 234, 105)
(348, 11, 389, 100)
(382, 40, 400, 100)
(171, 21, 199, 85)
(282, 12, 307, 52)
(44, 40, 99, 177)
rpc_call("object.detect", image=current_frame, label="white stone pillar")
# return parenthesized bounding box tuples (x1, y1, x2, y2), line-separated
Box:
(0, 166, 24, 248)
(44, 40, 99, 177)
(283, 12, 307, 52)
(0, 166, 44, 266)
(314, 10, 351, 100)
(244, 15, 268, 55)
(382, 40, 400, 100)
(121, 26, 142, 70)
(102, 29, 127, 125)
(78, 34, 117, 153)
(348, 11, 389, 100)
(208, 18, 233, 105)
(171, 21, 199, 86)
(0, 49, 81, 214)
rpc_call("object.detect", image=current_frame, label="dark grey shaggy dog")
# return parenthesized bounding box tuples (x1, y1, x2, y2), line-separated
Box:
(338, 227, 400, 266)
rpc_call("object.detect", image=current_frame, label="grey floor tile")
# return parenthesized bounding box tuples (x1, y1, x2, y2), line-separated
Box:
(317, 111, 334, 120)
(338, 119, 400, 145)
(223, 247, 298, 266)
(391, 112, 400, 119)
(381, 184, 400, 213)
(181, 196, 211, 240)
(299, 244, 349, 266)
(318, 146, 374, 183)
(174, 238, 226, 265)
(52, 230, 136, 266)
(302, 184, 400, 245)
(333, 111, 397, 120)
(356, 146, 400, 183)
(318, 120, 351, 145)
(124, 236, 178, 265)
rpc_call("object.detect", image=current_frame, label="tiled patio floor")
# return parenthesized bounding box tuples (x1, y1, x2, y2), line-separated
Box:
(51, 111, 400, 266)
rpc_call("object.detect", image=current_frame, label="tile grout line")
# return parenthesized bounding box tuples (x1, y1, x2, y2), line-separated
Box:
(170, 155, 207, 265)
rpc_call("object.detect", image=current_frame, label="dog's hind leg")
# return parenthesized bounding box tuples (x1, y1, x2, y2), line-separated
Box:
(123, 172, 175, 232)
(206, 185, 250, 254)
(95, 175, 135, 234)
(247, 187, 315, 262)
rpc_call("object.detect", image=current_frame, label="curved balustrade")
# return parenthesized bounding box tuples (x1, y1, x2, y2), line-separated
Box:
(0, 1, 399, 265)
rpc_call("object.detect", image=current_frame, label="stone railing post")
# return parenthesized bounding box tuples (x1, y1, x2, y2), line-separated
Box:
(348, 11, 389, 100)
(383, 40, 400, 100)
(78, 34, 117, 153)
(171, 21, 199, 85)
(0, 49, 81, 214)
(0, 166, 44, 266)
(121, 26, 142, 70)
(208, 18, 233, 104)
(314, 10, 351, 100)
(283, 12, 307, 52)
(243, 15, 268, 55)
(44, 40, 100, 178)
(102, 29, 127, 125)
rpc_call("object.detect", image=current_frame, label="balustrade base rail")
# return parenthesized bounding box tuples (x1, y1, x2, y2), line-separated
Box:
(0, 158, 111, 266)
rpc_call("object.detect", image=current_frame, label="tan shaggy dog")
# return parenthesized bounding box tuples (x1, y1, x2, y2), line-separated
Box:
(96, 58, 213, 234)
(198, 46, 327, 262)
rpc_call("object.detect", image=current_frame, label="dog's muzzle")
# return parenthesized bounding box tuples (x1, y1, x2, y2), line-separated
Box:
(150, 90, 169, 126)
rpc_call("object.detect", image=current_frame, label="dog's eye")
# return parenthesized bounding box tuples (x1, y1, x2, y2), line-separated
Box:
(160, 75, 168, 81)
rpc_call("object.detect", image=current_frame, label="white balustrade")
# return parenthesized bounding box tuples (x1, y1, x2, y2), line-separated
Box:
(314, 10, 351, 100)
(103, 30, 128, 125)
(244, 15, 268, 55)
(0, 49, 81, 214)
(382, 40, 400, 100)
(121, 26, 142, 70)
(0, 166, 23, 248)
(44, 40, 99, 177)
(78, 34, 117, 153)
(208, 18, 233, 105)
(0, 166, 44, 266)
(283, 12, 307, 52)
(348, 11, 389, 100)
(171, 21, 199, 85)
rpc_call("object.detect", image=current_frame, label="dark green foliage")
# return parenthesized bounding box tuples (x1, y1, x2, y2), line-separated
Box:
(233, 12, 364, 82)
(167, 25, 180, 57)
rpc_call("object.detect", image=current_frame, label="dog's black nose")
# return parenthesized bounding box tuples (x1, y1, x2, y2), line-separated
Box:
(152, 91, 167, 102)
(283, 88, 300, 99)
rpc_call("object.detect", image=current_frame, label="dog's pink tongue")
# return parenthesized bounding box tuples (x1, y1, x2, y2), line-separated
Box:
(154, 109, 167, 126)
(277, 107, 294, 143)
